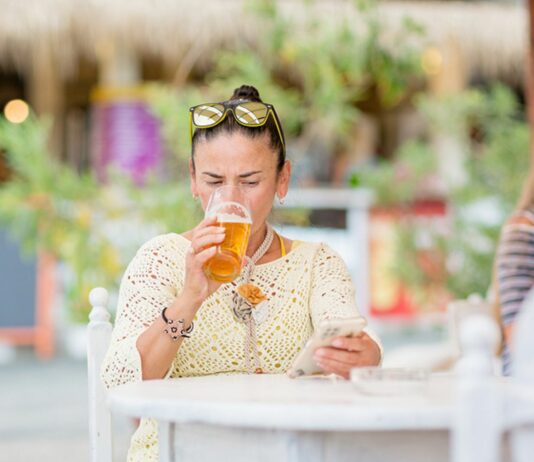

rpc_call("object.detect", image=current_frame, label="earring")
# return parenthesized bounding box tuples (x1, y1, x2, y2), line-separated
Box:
(192, 194, 199, 200)
(279, 196, 285, 205)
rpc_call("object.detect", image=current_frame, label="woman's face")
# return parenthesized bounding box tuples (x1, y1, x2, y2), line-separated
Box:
(190, 131, 290, 235)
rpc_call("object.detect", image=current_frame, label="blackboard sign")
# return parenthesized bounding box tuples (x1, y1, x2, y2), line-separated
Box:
(0, 228, 37, 327)
(0, 227, 55, 357)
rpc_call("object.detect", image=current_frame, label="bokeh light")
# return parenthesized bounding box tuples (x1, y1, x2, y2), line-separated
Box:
(421, 47, 443, 76)
(4, 99, 30, 124)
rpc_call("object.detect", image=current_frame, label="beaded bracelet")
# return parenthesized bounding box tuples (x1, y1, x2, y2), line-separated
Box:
(161, 307, 194, 341)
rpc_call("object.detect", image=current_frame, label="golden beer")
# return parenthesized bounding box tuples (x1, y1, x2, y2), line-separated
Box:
(203, 217, 252, 283)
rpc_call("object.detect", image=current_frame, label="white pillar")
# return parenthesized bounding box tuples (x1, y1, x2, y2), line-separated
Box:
(27, 43, 63, 158)
(96, 40, 141, 86)
(427, 38, 469, 192)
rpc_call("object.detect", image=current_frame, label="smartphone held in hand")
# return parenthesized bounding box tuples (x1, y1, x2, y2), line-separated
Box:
(287, 317, 367, 378)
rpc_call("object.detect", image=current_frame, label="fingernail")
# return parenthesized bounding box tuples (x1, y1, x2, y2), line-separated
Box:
(332, 339, 343, 348)
(314, 349, 325, 358)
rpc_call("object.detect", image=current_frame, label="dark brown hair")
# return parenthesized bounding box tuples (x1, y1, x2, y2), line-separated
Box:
(191, 85, 285, 173)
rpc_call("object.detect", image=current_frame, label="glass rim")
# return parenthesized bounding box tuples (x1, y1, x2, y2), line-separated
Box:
(205, 185, 252, 222)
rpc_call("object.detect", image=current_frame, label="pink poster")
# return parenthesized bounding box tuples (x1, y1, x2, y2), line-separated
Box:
(91, 90, 162, 185)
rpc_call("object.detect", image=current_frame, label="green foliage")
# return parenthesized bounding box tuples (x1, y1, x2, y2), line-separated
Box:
(358, 84, 530, 302)
(0, 0, 429, 321)
(440, 85, 529, 298)
(209, 0, 423, 152)
(359, 140, 437, 205)
(206, 51, 305, 137)
(145, 84, 206, 174)
(0, 117, 98, 255)
(0, 115, 201, 323)
(441, 218, 502, 299)
(447, 85, 529, 210)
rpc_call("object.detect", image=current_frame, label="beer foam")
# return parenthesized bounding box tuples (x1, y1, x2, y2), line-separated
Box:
(215, 213, 252, 224)
(207, 201, 252, 222)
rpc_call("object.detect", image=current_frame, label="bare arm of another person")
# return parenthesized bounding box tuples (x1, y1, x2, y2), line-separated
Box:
(496, 217, 534, 349)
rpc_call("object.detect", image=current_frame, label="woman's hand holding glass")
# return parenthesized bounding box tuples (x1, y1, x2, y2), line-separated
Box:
(202, 185, 252, 283)
(183, 215, 226, 304)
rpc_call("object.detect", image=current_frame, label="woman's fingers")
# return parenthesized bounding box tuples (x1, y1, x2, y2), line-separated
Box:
(190, 230, 225, 253)
(313, 354, 353, 379)
(192, 216, 218, 237)
(193, 225, 225, 241)
(330, 336, 367, 352)
(196, 215, 218, 228)
(193, 245, 218, 266)
(314, 346, 360, 365)
(181, 216, 224, 302)
(186, 243, 217, 267)
(189, 216, 226, 253)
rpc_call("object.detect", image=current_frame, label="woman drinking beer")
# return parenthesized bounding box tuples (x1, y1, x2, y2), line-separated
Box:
(102, 85, 381, 461)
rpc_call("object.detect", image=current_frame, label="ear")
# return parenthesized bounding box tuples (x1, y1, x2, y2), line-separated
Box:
(189, 158, 198, 197)
(276, 160, 291, 200)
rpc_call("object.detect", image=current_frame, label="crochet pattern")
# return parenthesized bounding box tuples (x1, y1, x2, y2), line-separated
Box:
(101, 233, 360, 461)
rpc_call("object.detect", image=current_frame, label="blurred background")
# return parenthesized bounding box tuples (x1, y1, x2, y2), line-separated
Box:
(0, 0, 531, 460)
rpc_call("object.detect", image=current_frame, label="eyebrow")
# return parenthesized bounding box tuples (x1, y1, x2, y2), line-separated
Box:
(201, 170, 262, 178)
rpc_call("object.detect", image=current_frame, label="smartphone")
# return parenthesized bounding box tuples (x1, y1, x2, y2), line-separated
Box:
(287, 317, 367, 378)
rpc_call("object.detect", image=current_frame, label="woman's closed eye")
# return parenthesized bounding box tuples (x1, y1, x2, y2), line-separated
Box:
(204, 179, 259, 187)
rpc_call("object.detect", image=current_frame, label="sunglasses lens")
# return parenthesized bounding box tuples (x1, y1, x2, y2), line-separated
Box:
(235, 102, 269, 126)
(193, 104, 225, 127)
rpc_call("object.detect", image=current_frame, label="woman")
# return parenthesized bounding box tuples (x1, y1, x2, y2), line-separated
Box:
(101, 85, 381, 461)
(495, 172, 534, 375)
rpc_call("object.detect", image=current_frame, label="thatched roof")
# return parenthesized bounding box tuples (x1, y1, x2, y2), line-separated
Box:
(381, 1, 527, 80)
(0, 0, 527, 80)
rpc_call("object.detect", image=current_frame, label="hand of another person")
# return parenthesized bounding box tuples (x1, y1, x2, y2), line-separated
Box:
(313, 332, 381, 379)
(182, 215, 225, 304)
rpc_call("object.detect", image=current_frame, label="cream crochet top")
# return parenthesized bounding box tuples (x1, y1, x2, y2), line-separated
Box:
(101, 232, 366, 461)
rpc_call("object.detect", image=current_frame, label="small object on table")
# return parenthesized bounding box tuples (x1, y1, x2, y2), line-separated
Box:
(350, 367, 429, 395)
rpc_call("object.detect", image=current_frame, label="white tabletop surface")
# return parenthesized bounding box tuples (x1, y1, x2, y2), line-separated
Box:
(108, 373, 454, 431)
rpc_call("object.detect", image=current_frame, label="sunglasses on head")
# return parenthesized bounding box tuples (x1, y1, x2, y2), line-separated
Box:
(189, 101, 286, 154)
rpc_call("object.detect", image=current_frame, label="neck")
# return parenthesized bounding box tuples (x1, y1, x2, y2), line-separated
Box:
(246, 223, 268, 257)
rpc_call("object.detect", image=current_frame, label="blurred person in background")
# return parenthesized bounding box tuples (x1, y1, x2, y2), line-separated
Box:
(494, 172, 534, 375)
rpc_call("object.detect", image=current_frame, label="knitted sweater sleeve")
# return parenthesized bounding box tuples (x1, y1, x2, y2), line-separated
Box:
(309, 243, 382, 355)
(309, 243, 361, 325)
(101, 234, 185, 389)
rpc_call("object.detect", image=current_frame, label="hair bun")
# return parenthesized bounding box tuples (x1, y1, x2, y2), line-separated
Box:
(229, 85, 262, 102)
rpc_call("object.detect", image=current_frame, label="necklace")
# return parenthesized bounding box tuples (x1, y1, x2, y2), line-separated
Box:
(232, 223, 274, 373)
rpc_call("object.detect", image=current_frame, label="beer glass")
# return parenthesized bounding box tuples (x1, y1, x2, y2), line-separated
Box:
(203, 185, 252, 283)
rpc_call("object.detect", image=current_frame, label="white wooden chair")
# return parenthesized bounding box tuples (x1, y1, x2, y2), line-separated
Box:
(452, 289, 534, 462)
(87, 287, 113, 462)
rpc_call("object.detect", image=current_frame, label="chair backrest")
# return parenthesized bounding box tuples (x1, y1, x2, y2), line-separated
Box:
(451, 291, 534, 462)
(447, 293, 492, 354)
(87, 287, 113, 462)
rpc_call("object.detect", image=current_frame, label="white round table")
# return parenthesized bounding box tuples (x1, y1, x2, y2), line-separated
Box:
(108, 373, 453, 462)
